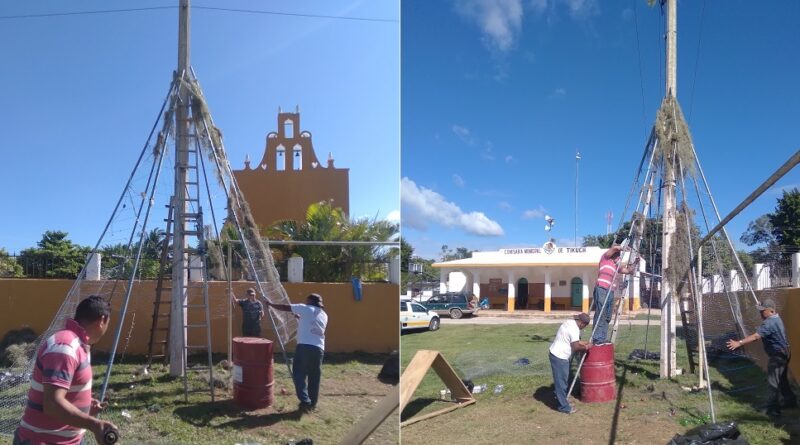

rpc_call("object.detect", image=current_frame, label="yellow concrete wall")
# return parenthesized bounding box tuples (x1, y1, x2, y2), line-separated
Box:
(0, 279, 398, 354)
(703, 288, 799, 383)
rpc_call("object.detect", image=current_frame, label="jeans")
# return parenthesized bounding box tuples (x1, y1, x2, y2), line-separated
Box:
(549, 352, 572, 413)
(591, 286, 614, 344)
(242, 324, 261, 337)
(766, 352, 796, 414)
(293, 344, 323, 407)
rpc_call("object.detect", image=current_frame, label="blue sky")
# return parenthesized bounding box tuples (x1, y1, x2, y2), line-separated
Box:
(401, 0, 800, 260)
(0, 0, 399, 253)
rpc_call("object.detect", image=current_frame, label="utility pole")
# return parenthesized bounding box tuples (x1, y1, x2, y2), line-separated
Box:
(170, 0, 190, 377)
(660, 0, 678, 379)
(575, 151, 580, 247)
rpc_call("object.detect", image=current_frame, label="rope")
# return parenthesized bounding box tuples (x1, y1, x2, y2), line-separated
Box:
(688, 0, 707, 120)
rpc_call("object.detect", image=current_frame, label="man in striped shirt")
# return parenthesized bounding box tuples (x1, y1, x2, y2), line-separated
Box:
(14, 296, 118, 445)
(591, 245, 637, 344)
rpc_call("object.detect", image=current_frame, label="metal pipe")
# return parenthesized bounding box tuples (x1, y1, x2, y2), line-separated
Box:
(698, 149, 800, 246)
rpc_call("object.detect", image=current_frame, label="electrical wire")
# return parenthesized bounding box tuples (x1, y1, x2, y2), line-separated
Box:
(688, 0, 707, 120)
(0, 5, 397, 23)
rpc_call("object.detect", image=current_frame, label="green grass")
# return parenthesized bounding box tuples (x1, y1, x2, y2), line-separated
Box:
(401, 325, 799, 444)
(81, 352, 397, 444)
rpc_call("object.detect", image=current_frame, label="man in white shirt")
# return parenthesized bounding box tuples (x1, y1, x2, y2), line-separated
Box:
(266, 293, 329, 412)
(548, 313, 592, 414)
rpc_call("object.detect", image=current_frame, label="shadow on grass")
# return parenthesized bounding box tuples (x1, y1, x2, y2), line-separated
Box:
(173, 399, 303, 429)
(400, 397, 438, 421)
(608, 366, 627, 445)
(526, 334, 552, 343)
(532, 385, 559, 411)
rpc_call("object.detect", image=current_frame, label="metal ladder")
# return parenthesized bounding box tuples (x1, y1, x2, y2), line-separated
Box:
(678, 295, 699, 374)
(176, 130, 215, 402)
(145, 199, 176, 367)
(181, 203, 215, 402)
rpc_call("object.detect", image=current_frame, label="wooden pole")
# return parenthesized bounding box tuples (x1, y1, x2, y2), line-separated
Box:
(227, 241, 233, 364)
(660, 0, 678, 379)
(170, 0, 191, 376)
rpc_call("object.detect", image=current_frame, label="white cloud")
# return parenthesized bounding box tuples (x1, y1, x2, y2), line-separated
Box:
(530, 0, 548, 15)
(386, 210, 400, 222)
(621, 7, 633, 21)
(452, 174, 465, 188)
(563, 0, 599, 20)
(482, 141, 496, 160)
(498, 201, 513, 211)
(455, 0, 524, 52)
(452, 124, 475, 145)
(522, 206, 547, 220)
(551, 87, 567, 97)
(505, 155, 514, 163)
(402, 178, 504, 237)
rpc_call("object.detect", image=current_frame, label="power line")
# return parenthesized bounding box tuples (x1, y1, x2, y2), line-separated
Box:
(0, 6, 174, 20)
(0, 5, 397, 23)
(632, 0, 648, 143)
(193, 6, 397, 23)
(688, 0, 707, 120)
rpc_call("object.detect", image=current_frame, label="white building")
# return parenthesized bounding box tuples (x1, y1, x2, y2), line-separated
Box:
(432, 243, 644, 313)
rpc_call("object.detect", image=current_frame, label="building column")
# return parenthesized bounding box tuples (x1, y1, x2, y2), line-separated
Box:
(792, 253, 800, 288)
(507, 271, 516, 313)
(439, 269, 448, 293)
(581, 270, 589, 313)
(729, 269, 741, 291)
(544, 270, 552, 313)
(630, 259, 644, 311)
(463, 270, 473, 297)
(472, 271, 482, 299)
(754, 263, 770, 290)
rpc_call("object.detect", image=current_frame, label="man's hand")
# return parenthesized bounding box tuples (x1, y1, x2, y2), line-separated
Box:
(726, 339, 742, 351)
(91, 419, 118, 445)
(90, 398, 108, 416)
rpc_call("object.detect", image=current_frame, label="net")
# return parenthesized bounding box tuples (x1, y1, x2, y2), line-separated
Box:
(0, 70, 296, 436)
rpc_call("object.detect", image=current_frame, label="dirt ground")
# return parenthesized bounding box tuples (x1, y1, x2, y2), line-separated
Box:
(401, 380, 684, 444)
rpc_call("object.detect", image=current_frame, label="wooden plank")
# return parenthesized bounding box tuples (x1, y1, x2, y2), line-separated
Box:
(399, 350, 439, 410)
(400, 399, 477, 427)
(432, 354, 473, 402)
(338, 389, 399, 445)
(399, 350, 476, 427)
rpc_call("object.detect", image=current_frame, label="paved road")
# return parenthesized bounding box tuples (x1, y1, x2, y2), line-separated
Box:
(441, 315, 663, 326)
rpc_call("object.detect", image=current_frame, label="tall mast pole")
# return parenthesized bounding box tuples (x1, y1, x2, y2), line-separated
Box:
(660, 0, 678, 379)
(575, 151, 580, 247)
(170, 0, 191, 376)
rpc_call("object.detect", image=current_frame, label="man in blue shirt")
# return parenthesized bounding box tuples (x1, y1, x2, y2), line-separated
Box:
(727, 298, 797, 417)
(231, 287, 264, 337)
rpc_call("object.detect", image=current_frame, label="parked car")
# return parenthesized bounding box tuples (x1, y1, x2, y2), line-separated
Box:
(401, 299, 440, 332)
(421, 292, 478, 319)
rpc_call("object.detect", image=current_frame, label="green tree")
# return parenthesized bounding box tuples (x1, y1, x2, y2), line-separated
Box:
(268, 201, 399, 282)
(740, 188, 800, 265)
(0, 248, 23, 278)
(439, 245, 472, 262)
(770, 188, 800, 250)
(18, 231, 90, 278)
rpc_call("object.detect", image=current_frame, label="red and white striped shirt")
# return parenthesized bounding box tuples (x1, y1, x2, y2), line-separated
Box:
(596, 252, 619, 290)
(17, 319, 92, 445)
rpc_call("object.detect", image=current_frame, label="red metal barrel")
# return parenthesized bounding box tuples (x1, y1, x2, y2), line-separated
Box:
(580, 343, 616, 403)
(232, 337, 274, 410)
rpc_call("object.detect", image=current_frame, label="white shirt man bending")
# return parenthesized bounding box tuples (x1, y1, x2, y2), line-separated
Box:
(548, 313, 592, 414)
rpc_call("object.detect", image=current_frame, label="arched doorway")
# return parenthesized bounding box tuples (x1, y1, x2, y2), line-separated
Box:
(570, 277, 583, 308)
(516, 278, 529, 309)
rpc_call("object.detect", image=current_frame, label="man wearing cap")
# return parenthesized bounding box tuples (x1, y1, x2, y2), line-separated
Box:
(231, 287, 264, 337)
(592, 245, 637, 344)
(727, 298, 797, 417)
(548, 313, 592, 414)
(266, 294, 328, 412)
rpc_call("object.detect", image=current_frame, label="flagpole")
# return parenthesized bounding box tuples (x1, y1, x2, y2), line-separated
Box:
(575, 151, 581, 246)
